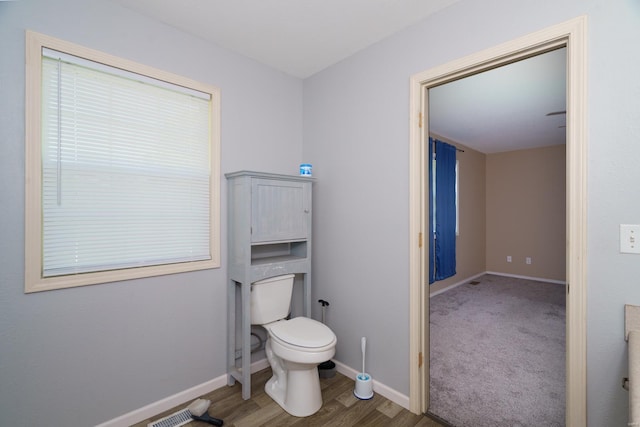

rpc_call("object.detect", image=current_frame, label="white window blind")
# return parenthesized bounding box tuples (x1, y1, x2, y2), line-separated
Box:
(41, 49, 212, 277)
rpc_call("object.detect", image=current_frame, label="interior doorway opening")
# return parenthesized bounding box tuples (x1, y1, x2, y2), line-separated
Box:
(425, 47, 567, 425)
(408, 16, 587, 426)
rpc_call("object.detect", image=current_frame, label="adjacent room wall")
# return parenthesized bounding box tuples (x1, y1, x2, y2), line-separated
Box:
(428, 135, 487, 296)
(0, 0, 302, 426)
(486, 145, 566, 282)
(428, 141, 564, 293)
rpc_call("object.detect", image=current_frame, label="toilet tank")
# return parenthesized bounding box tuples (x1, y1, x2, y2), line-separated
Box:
(250, 274, 295, 325)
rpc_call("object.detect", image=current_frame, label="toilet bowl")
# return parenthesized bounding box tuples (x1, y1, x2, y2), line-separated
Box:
(251, 275, 337, 417)
(263, 317, 336, 416)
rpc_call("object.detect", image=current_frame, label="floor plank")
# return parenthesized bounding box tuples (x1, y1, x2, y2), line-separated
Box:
(133, 368, 444, 427)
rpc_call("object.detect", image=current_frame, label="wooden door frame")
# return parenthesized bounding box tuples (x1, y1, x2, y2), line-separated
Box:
(408, 16, 587, 426)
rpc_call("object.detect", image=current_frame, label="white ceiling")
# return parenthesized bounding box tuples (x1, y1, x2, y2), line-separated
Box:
(429, 48, 567, 153)
(111, 0, 462, 78)
(111, 0, 566, 153)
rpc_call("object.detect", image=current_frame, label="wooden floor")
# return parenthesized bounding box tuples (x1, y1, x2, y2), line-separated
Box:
(133, 368, 445, 427)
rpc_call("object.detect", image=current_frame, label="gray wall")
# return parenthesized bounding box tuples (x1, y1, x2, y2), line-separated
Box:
(303, 1, 640, 426)
(0, 0, 302, 426)
(2, 0, 640, 426)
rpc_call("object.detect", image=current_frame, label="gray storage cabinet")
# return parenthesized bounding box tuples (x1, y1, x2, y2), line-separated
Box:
(225, 171, 313, 399)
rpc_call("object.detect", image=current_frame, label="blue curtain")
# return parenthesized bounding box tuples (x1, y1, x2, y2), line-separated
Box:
(429, 138, 457, 284)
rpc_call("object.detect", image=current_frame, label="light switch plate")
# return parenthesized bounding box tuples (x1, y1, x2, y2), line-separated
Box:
(620, 224, 640, 254)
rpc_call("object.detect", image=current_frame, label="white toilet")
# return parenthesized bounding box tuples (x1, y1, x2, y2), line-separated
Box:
(251, 274, 337, 417)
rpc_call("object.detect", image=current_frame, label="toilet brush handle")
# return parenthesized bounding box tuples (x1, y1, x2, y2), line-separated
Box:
(361, 337, 366, 374)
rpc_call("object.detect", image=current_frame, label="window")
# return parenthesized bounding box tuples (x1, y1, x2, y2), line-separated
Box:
(25, 31, 221, 292)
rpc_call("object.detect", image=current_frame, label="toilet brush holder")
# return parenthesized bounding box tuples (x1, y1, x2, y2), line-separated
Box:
(354, 336, 374, 399)
(354, 372, 374, 399)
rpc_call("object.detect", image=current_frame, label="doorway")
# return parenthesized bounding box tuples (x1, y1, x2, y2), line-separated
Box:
(408, 16, 587, 426)
(426, 46, 567, 425)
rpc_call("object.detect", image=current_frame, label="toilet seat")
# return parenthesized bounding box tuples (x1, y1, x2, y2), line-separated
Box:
(268, 317, 336, 350)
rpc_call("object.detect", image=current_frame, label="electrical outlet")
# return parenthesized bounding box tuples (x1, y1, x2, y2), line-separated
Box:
(526, 257, 532, 265)
(507, 256, 512, 263)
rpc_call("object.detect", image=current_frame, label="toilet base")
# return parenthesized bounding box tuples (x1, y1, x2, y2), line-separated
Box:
(265, 364, 323, 417)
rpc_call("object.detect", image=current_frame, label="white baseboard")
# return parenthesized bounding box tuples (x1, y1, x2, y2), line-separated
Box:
(96, 357, 409, 426)
(332, 360, 410, 410)
(485, 271, 566, 285)
(429, 272, 486, 297)
(96, 359, 270, 427)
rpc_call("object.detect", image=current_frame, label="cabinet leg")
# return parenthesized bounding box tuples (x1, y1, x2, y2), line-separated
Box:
(241, 280, 252, 399)
(227, 279, 236, 386)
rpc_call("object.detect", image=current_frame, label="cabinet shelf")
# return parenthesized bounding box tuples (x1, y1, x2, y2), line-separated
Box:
(251, 241, 307, 265)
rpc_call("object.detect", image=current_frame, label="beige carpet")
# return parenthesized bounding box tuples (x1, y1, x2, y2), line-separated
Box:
(428, 274, 565, 427)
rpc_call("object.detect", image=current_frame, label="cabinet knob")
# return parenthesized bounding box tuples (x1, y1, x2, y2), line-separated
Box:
(304, 209, 310, 213)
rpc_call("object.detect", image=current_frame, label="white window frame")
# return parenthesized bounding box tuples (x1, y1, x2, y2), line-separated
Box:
(25, 31, 221, 293)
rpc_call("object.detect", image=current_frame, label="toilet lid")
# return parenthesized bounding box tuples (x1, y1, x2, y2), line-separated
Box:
(269, 317, 336, 348)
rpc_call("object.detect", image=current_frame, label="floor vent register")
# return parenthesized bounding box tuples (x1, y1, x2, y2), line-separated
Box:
(147, 408, 193, 427)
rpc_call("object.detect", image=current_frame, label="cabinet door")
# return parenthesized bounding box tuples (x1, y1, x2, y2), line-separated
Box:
(251, 178, 310, 242)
